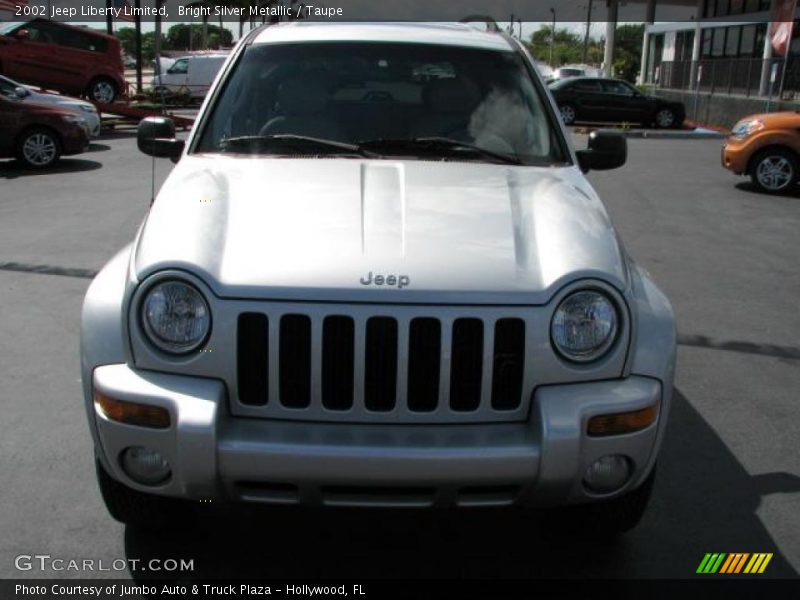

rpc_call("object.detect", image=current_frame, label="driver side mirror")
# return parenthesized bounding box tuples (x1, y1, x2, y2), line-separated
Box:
(576, 130, 627, 172)
(14, 86, 29, 99)
(137, 117, 184, 163)
(14, 29, 30, 41)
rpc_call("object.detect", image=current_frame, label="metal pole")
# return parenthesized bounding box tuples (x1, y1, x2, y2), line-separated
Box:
(777, 55, 789, 105)
(693, 64, 702, 121)
(549, 8, 556, 67)
(105, 0, 112, 35)
(582, 0, 593, 64)
(134, 0, 142, 94)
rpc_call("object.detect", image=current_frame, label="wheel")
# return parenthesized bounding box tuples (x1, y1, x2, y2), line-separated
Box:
(559, 104, 576, 126)
(750, 147, 798, 194)
(654, 107, 677, 129)
(543, 465, 657, 538)
(15, 127, 61, 169)
(87, 77, 118, 104)
(95, 459, 191, 529)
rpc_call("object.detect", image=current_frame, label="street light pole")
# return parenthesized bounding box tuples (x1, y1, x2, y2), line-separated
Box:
(549, 8, 556, 67)
(583, 0, 593, 64)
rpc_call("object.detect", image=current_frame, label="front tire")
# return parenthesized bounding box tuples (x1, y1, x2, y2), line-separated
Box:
(544, 465, 656, 538)
(15, 127, 61, 169)
(95, 460, 190, 529)
(750, 147, 798, 194)
(87, 77, 118, 104)
(559, 103, 577, 126)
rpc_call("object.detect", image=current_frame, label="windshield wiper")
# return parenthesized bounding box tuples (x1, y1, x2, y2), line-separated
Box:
(220, 134, 373, 157)
(358, 137, 524, 165)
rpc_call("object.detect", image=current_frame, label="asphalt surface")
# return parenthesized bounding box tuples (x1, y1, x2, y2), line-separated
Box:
(0, 131, 798, 581)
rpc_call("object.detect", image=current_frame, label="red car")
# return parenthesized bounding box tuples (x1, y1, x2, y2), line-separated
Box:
(0, 19, 125, 104)
(0, 93, 90, 168)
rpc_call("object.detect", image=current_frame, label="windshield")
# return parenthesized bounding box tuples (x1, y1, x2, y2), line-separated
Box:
(195, 42, 568, 166)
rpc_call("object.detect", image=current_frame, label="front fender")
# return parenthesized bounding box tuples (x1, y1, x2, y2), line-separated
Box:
(80, 244, 133, 469)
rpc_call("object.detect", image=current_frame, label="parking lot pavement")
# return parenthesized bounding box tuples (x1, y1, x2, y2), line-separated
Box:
(0, 134, 798, 579)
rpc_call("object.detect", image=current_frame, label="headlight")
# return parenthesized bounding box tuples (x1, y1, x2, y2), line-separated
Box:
(551, 290, 618, 362)
(141, 280, 211, 354)
(730, 119, 764, 139)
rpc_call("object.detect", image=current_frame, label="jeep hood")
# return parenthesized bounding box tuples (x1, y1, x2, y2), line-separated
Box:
(134, 156, 627, 304)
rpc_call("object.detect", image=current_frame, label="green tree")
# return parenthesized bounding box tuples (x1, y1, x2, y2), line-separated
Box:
(164, 23, 232, 50)
(526, 25, 604, 68)
(612, 24, 645, 82)
(115, 27, 161, 63)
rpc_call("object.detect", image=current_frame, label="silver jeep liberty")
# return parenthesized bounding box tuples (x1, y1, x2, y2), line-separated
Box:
(81, 23, 676, 534)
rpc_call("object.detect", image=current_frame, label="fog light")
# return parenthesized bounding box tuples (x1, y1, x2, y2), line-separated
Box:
(583, 455, 631, 493)
(120, 447, 171, 486)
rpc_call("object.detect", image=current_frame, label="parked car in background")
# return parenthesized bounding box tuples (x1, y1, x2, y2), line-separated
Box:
(0, 93, 89, 168)
(0, 74, 101, 137)
(722, 112, 800, 194)
(549, 77, 685, 128)
(0, 19, 125, 104)
(151, 53, 228, 100)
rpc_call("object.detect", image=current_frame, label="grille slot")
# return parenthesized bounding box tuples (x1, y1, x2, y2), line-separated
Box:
(491, 318, 526, 410)
(237, 313, 269, 406)
(322, 316, 355, 410)
(279, 314, 312, 408)
(364, 317, 398, 412)
(235, 307, 531, 423)
(407, 317, 441, 412)
(449, 318, 484, 412)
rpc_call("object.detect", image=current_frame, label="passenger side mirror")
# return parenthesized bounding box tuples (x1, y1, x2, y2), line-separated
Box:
(14, 29, 30, 40)
(14, 86, 29, 99)
(137, 117, 184, 162)
(575, 130, 627, 172)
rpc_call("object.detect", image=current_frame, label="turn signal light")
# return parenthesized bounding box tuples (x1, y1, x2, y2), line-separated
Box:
(587, 403, 659, 437)
(94, 392, 171, 429)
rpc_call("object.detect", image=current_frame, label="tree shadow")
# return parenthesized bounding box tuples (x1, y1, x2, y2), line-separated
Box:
(124, 390, 799, 580)
(0, 158, 102, 179)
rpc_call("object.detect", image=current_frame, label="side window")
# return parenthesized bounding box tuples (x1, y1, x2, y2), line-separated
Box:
(572, 81, 602, 92)
(169, 59, 189, 75)
(602, 81, 634, 96)
(0, 78, 17, 98)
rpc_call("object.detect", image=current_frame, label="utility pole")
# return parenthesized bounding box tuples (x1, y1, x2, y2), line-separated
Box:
(582, 0, 593, 64)
(549, 7, 556, 67)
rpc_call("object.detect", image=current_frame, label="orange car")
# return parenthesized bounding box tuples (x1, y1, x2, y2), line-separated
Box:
(722, 111, 800, 193)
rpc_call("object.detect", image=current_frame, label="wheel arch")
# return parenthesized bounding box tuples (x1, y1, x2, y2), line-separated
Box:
(746, 143, 799, 175)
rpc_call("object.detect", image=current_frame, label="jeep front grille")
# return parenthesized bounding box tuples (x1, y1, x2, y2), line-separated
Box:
(235, 307, 530, 424)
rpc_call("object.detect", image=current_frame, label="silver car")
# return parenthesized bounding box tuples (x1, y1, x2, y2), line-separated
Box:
(81, 23, 675, 535)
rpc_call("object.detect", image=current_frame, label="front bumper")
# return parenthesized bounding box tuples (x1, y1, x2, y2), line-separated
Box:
(91, 364, 663, 509)
(721, 139, 748, 174)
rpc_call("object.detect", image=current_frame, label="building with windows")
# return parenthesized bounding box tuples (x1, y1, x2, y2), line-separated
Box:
(642, 1, 800, 98)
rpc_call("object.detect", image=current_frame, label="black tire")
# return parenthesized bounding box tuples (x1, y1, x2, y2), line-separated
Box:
(15, 127, 62, 169)
(559, 103, 577, 126)
(654, 107, 678, 129)
(95, 459, 191, 529)
(544, 465, 657, 538)
(87, 76, 118, 104)
(749, 147, 798, 194)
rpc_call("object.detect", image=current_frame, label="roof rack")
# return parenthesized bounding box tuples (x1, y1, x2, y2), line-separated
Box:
(458, 16, 502, 33)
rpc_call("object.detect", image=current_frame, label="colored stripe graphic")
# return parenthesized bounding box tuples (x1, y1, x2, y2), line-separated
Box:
(698, 552, 773, 575)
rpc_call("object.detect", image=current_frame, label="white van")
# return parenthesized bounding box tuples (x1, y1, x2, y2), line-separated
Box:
(151, 53, 228, 99)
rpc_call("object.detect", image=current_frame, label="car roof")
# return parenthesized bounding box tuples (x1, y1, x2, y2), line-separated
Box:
(251, 22, 516, 52)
